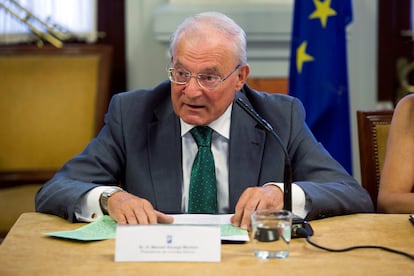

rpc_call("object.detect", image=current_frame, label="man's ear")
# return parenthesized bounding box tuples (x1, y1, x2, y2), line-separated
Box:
(235, 64, 250, 91)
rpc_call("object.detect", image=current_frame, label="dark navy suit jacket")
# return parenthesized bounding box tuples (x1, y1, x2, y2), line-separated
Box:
(35, 81, 374, 221)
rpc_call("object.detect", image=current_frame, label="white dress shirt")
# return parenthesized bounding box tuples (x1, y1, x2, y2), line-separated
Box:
(75, 103, 308, 221)
(181, 104, 232, 213)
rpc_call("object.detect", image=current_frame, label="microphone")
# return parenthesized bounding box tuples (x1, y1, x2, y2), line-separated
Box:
(236, 98, 292, 211)
(236, 97, 313, 238)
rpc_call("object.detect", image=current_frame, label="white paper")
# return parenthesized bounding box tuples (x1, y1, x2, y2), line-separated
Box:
(171, 214, 249, 242)
(171, 214, 233, 225)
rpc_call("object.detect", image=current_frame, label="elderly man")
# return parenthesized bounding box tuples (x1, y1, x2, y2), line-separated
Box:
(36, 12, 373, 230)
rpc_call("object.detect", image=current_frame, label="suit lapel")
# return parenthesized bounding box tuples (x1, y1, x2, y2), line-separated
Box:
(228, 95, 266, 211)
(148, 107, 183, 213)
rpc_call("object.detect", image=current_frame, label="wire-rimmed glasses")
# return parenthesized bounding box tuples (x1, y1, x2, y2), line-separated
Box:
(168, 64, 241, 90)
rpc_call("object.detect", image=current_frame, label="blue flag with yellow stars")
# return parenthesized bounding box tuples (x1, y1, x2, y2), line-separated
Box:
(289, 0, 353, 173)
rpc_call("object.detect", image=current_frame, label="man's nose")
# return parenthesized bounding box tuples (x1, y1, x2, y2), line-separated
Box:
(184, 76, 203, 96)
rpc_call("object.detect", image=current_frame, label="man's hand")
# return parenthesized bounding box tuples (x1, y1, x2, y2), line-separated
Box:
(107, 191, 174, 225)
(230, 185, 283, 230)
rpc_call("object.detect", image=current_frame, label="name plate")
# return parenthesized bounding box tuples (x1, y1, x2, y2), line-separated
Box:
(115, 225, 221, 262)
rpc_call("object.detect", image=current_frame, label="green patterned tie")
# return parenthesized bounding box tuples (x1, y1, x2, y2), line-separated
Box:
(188, 126, 218, 214)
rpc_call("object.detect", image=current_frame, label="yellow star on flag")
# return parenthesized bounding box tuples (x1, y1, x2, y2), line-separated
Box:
(296, 41, 314, 73)
(309, 0, 337, 28)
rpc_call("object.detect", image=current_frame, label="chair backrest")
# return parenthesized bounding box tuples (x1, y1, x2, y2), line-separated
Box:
(356, 110, 394, 210)
(0, 44, 112, 186)
(0, 44, 113, 239)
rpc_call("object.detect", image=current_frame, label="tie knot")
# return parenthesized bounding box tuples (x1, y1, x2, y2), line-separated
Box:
(191, 126, 213, 147)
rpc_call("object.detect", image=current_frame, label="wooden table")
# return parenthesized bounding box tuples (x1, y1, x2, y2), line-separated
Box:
(0, 213, 413, 275)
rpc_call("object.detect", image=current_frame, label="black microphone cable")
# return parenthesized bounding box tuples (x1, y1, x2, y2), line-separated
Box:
(236, 97, 413, 260)
(296, 228, 414, 261)
(235, 97, 292, 211)
(236, 97, 314, 238)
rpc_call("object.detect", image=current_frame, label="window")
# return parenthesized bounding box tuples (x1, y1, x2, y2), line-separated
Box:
(0, 0, 97, 45)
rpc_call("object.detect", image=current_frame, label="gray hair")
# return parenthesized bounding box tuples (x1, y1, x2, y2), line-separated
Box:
(169, 12, 247, 65)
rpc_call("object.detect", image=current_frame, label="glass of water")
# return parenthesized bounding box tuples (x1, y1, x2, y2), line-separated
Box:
(251, 209, 293, 259)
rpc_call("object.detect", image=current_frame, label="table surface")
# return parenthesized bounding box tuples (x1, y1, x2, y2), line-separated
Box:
(0, 212, 413, 275)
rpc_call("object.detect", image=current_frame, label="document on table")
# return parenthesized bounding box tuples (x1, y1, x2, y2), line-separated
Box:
(171, 214, 249, 242)
(46, 214, 249, 242)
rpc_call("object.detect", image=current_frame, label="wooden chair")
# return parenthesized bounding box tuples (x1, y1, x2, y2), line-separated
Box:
(356, 110, 394, 210)
(0, 44, 112, 238)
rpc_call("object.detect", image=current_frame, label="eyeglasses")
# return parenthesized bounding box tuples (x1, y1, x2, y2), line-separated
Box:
(168, 64, 241, 90)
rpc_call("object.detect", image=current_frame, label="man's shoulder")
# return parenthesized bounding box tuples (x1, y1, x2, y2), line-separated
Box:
(241, 84, 298, 110)
(108, 81, 171, 112)
(114, 80, 171, 101)
(107, 80, 172, 118)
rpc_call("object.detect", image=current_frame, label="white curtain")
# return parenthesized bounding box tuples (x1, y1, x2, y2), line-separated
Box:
(0, 0, 97, 44)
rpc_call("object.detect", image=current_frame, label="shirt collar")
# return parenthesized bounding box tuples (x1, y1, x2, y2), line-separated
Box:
(180, 103, 232, 139)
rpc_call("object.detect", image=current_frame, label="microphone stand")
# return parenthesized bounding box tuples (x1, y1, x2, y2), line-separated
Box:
(236, 98, 313, 238)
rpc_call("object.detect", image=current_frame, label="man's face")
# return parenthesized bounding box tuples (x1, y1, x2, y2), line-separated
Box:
(170, 32, 248, 126)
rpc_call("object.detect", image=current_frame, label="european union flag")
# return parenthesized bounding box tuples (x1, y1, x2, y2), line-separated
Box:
(289, 0, 353, 173)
